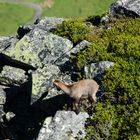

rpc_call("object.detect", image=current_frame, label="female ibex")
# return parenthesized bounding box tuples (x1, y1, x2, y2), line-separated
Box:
(53, 79, 99, 112)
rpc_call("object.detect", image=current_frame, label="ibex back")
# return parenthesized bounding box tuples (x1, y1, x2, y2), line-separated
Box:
(53, 79, 99, 104)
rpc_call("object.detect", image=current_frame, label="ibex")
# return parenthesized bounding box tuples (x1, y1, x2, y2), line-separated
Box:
(53, 79, 99, 111)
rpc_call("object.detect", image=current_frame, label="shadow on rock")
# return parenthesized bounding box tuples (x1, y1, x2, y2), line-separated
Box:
(2, 73, 72, 140)
(0, 53, 36, 73)
(0, 53, 73, 140)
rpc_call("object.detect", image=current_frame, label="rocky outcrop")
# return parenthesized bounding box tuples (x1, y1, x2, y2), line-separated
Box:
(0, 17, 90, 139)
(0, 0, 139, 138)
(109, 0, 140, 17)
(0, 16, 116, 139)
(3, 28, 73, 96)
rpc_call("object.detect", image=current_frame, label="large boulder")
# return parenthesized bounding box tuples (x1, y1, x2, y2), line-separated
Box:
(109, 0, 140, 17)
(37, 111, 89, 140)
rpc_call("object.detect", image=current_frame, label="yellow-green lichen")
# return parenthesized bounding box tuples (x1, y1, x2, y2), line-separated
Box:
(4, 35, 43, 68)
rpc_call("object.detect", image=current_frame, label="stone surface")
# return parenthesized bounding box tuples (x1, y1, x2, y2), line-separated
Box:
(37, 111, 89, 140)
(101, 15, 109, 24)
(3, 28, 73, 95)
(5, 112, 15, 122)
(32, 64, 60, 95)
(0, 36, 18, 52)
(70, 40, 91, 54)
(0, 66, 27, 86)
(0, 105, 4, 120)
(109, 0, 140, 17)
(36, 17, 64, 31)
(84, 61, 115, 79)
(84, 61, 115, 98)
(0, 87, 6, 105)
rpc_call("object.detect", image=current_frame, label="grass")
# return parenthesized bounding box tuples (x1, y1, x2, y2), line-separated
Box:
(0, 3, 34, 36)
(23, 0, 44, 3)
(42, 0, 115, 17)
(1, 0, 44, 3)
(0, 0, 115, 36)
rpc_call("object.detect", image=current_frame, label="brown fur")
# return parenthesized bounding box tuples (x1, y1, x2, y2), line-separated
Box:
(53, 79, 99, 104)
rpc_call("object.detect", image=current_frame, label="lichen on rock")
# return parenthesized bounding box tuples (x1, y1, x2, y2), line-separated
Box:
(3, 27, 73, 96)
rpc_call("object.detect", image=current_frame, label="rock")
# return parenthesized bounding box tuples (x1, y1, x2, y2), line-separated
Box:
(36, 17, 64, 31)
(5, 112, 15, 122)
(32, 64, 60, 96)
(0, 86, 7, 105)
(0, 37, 18, 52)
(0, 105, 4, 120)
(84, 61, 115, 98)
(36, 117, 53, 140)
(4, 28, 73, 66)
(70, 40, 91, 54)
(0, 53, 36, 73)
(101, 15, 109, 24)
(0, 37, 11, 52)
(0, 88, 7, 123)
(84, 61, 115, 79)
(68, 40, 91, 80)
(3, 28, 73, 95)
(37, 111, 89, 140)
(109, 0, 140, 17)
(0, 66, 27, 86)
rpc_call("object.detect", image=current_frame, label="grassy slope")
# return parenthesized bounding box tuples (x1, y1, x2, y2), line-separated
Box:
(0, 3, 34, 36)
(0, 0, 115, 36)
(42, 0, 114, 17)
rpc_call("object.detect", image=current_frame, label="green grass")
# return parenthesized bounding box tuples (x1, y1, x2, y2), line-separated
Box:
(0, 0, 115, 36)
(0, 3, 34, 36)
(1, 0, 44, 4)
(42, 0, 115, 17)
(23, 0, 44, 3)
